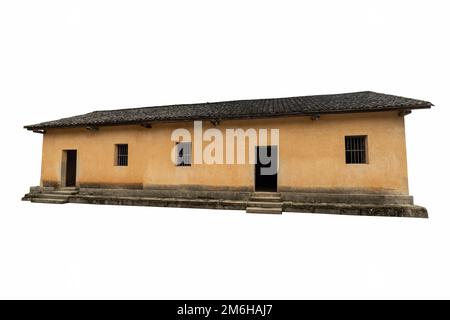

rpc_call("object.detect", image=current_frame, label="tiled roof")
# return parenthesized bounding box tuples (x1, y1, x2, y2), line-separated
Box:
(24, 91, 432, 130)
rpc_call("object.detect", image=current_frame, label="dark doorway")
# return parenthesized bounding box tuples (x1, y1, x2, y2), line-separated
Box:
(255, 146, 278, 192)
(65, 150, 77, 187)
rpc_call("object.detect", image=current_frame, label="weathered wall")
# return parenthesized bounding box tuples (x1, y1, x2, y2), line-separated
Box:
(40, 111, 409, 195)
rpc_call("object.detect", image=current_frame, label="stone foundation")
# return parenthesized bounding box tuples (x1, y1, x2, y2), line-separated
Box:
(22, 186, 428, 218)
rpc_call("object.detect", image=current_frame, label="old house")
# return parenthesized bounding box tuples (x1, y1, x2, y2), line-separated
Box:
(23, 91, 432, 217)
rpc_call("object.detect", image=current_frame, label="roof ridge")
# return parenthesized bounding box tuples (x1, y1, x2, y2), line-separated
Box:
(92, 91, 375, 113)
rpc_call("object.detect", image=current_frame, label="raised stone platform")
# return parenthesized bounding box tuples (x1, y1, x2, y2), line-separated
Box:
(22, 186, 428, 218)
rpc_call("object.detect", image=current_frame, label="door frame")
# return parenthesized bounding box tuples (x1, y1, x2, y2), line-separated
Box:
(61, 149, 77, 187)
(254, 145, 278, 192)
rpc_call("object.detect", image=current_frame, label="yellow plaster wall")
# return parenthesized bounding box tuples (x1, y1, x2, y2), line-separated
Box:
(40, 111, 409, 194)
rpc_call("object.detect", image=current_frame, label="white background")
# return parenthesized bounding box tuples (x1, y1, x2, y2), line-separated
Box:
(0, 0, 449, 299)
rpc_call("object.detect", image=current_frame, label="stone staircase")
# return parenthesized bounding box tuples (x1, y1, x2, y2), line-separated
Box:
(30, 187, 79, 204)
(246, 192, 283, 214)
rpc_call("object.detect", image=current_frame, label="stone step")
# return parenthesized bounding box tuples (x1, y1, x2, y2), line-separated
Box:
(247, 201, 283, 208)
(249, 196, 281, 202)
(30, 197, 68, 204)
(246, 207, 282, 214)
(253, 192, 280, 196)
(52, 190, 79, 195)
(34, 193, 71, 199)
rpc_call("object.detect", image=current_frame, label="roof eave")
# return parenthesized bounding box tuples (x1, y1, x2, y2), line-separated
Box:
(23, 104, 432, 132)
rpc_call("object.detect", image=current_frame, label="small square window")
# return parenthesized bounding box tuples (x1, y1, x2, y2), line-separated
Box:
(176, 142, 191, 166)
(115, 144, 128, 166)
(345, 136, 367, 164)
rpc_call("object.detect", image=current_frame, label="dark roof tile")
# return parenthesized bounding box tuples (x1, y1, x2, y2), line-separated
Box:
(24, 91, 432, 130)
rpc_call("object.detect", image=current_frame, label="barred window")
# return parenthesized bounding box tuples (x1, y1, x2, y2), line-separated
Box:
(176, 142, 191, 166)
(115, 144, 128, 166)
(345, 136, 367, 164)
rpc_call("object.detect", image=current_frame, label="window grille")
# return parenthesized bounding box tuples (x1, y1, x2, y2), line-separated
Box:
(345, 136, 367, 164)
(116, 144, 128, 166)
(176, 142, 191, 166)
